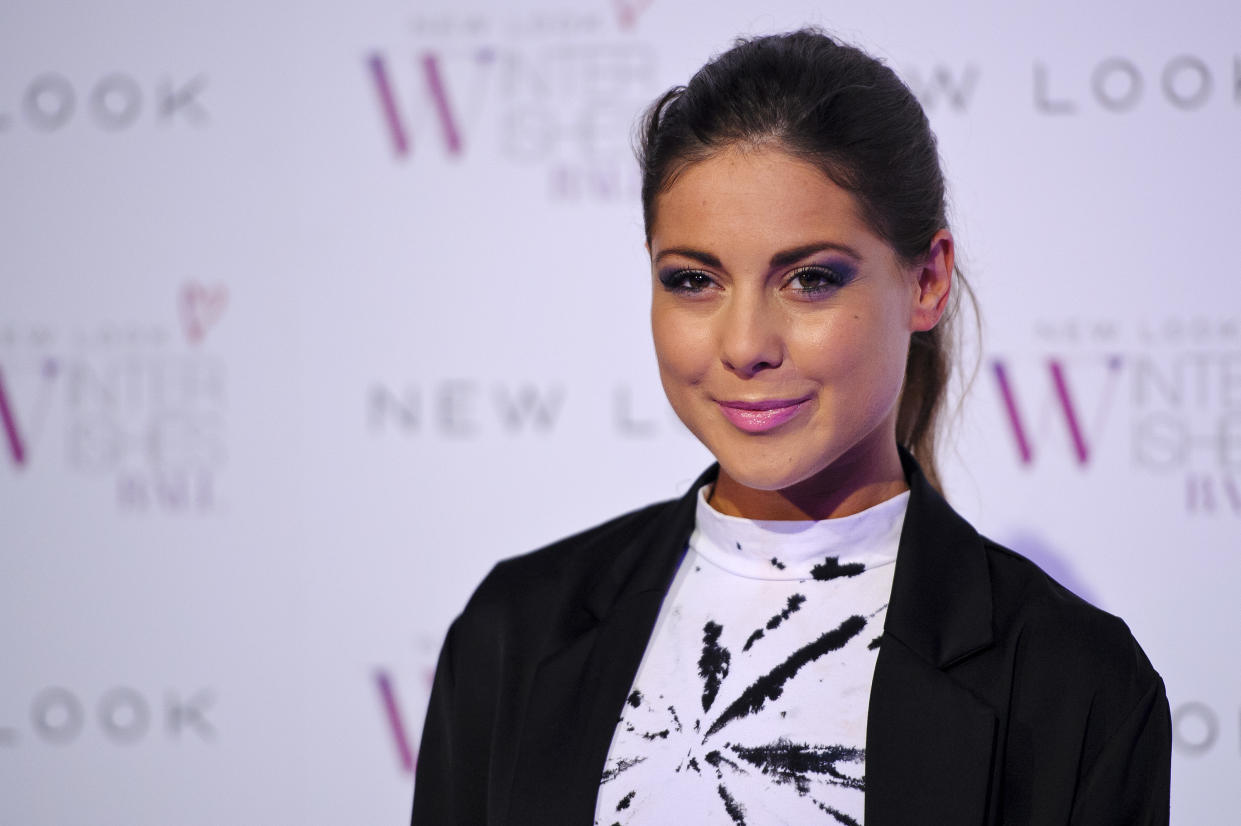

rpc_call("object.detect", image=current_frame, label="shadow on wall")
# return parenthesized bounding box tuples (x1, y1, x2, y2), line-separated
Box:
(1001, 531, 1100, 610)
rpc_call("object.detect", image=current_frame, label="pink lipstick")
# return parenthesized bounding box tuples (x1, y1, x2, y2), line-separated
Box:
(717, 397, 811, 433)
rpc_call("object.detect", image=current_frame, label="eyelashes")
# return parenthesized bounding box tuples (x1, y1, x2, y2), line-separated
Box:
(787, 264, 854, 294)
(657, 263, 856, 296)
(658, 269, 715, 293)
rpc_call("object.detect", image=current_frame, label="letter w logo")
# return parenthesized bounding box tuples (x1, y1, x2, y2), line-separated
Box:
(991, 356, 1122, 466)
(0, 359, 60, 470)
(375, 670, 416, 774)
(375, 665, 436, 776)
(367, 51, 466, 159)
(0, 366, 27, 467)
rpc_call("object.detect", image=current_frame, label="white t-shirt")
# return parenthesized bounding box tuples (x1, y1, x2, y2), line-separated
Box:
(594, 485, 908, 826)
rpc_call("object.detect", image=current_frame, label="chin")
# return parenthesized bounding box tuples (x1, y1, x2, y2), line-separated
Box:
(713, 446, 824, 493)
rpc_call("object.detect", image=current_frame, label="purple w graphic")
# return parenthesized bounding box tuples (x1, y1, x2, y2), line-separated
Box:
(375, 670, 416, 774)
(0, 366, 27, 466)
(0, 359, 59, 469)
(367, 52, 464, 159)
(991, 356, 1122, 466)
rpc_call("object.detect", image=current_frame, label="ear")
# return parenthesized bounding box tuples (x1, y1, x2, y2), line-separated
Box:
(910, 229, 954, 332)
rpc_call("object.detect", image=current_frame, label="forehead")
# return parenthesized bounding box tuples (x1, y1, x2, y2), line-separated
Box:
(650, 146, 880, 255)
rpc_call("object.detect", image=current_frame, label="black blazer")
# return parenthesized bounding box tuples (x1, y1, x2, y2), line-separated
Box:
(412, 454, 1170, 825)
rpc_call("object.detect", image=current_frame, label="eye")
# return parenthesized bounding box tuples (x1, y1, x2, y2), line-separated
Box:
(658, 268, 717, 294)
(787, 265, 850, 295)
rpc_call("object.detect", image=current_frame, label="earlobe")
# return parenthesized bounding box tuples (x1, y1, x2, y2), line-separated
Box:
(910, 230, 954, 332)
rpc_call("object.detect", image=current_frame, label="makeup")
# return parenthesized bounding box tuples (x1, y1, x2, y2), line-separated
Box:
(716, 397, 811, 433)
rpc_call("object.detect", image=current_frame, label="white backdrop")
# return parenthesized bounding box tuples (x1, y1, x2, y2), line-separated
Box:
(2, 0, 1238, 823)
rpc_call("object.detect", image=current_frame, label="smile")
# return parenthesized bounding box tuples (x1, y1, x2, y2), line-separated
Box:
(716, 397, 812, 433)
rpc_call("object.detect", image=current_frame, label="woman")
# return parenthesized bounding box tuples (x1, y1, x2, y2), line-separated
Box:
(412, 30, 1170, 826)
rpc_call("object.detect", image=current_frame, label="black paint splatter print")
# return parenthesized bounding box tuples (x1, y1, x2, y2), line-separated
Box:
(698, 621, 730, 712)
(600, 756, 646, 783)
(703, 748, 742, 777)
(815, 799, 863, 826)
(706, 615, 866, 738)
(810, 556, 866, 581)
(742, 593, 806, 652)
(601, 610, 875, 821)
(730, 739, 865, 793)
(717, 783, 747, 824)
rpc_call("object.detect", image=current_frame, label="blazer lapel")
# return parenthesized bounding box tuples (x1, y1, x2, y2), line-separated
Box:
(865, 452, 999, 824)
(506, 470, 711, 825)
(866, 635, 997, 824)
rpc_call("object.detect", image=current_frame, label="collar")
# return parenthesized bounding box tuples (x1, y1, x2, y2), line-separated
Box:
(690, 482, 906, 580)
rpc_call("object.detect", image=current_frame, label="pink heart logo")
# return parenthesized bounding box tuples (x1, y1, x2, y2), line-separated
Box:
(179, 282, 228, 344)
(613, 0, 653, 29)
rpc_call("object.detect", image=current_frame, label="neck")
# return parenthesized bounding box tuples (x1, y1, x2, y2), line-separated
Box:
(709, 442, 908, 521)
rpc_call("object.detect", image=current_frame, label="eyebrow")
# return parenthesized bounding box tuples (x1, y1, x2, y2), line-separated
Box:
(770, 242, 862, 267)
(654, 241, 862, 268)
(653, 247, 722, 268)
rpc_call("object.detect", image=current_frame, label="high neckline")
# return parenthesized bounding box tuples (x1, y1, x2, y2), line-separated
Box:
(688, 484, 908, 581)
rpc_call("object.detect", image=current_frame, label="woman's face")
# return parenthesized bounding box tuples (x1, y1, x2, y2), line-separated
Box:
(649, 146, 952, 518)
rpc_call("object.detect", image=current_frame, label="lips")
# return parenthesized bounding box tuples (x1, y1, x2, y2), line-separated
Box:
(716, 397, 812, 433)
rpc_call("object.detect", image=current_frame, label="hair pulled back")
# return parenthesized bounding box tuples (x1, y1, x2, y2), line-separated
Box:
(638, 28, 966, 490)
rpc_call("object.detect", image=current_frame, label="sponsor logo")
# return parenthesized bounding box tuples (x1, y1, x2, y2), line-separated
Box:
(179, 283, 229, 345)
(375, 639, 439, 775)
(611, 0, 653, 30)
(906, 53, 1237, 115)
(0, 358, 53, 468)
(367, 51, 464, 159)
(366, 379, 684, 439)
(0, 282, 229, 515)
(375, 670, 421, 775)
(1034, 54, 1236, 114)
(991, 356, 1123, 467)
(991, 315, 1241, 516)
(0, 73, 208, 134)
(903, 65, 981, 113)
(1171, 700, 1240, 757)
(368, 380, 565, 437)
(365, 3, 660, 201)
(365, 43, 655, 200)
(0, 686, 215, 747)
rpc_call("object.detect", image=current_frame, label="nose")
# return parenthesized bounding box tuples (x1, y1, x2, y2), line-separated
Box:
(719, 293, 783, 377)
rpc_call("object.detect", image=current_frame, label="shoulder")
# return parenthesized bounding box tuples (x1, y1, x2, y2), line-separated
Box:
(975, 536, 1165, 752)
(452, 498, 678, 642)
(477, 498, 675, 604)
(981, 537, 1155, 681)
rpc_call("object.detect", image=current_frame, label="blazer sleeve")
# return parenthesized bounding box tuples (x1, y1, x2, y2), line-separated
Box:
(1069, 673, 1172, 826)
(411, 618, 489, 826)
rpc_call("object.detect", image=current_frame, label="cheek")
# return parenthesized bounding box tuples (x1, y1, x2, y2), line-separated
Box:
(651, 304, 712, 384)
(792, 313, 908, 403)
(791, 315, 868, 378)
